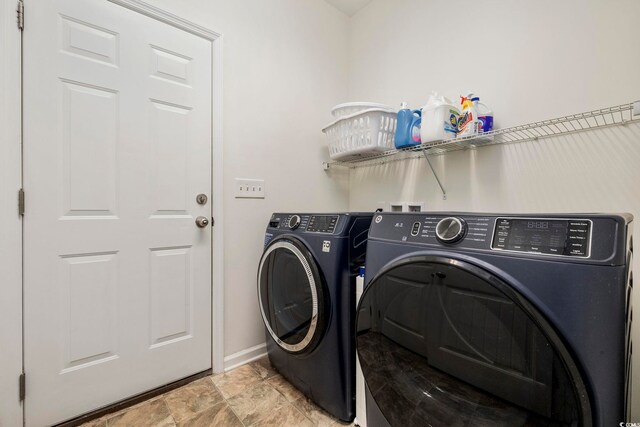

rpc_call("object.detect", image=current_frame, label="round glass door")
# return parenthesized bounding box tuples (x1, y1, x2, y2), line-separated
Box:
(258, 237, 326, 353)
(356, 256, 591, 427)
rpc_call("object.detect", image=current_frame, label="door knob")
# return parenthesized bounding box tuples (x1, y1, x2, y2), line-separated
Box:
(195, 216, 209, 228)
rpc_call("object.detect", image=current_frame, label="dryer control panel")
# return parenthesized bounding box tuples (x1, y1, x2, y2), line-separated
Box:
(366, 212, 627, 261)
(491, 218, 591, 257)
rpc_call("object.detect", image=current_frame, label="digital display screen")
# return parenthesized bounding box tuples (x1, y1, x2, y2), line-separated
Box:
(307, 215, 338, 233)
(492, 218, 590, 257)
(525, 221, 549, 229)
(311, 216, 333, 229)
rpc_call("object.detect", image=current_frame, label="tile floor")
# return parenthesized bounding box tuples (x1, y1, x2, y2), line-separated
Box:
(80, 357, 350, 427)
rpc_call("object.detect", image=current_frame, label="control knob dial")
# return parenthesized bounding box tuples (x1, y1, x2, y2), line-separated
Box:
(435, 217, 467, 243)
(288, 215, 301, 230)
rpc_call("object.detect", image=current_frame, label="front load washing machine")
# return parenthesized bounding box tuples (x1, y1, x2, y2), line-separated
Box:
(258, 212, 373, 422)
(357, 212, 633, 427)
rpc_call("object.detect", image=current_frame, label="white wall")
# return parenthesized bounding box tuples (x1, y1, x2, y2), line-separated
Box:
(145, 0, 351, 368)
(349, 0, 640, 127)
(0, 0, 23, 425)
(347, 0, 640, 419)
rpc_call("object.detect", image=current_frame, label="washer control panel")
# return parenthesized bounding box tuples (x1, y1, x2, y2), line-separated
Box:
(307, 215, 339, 233)
(267, 214, 339, 234)
(422, 215, 491, 246)
(372, 214, 491, 249)
(366, 213, 616, 261)
(268, 214, 310, 231)
(491, 218, 591, 257)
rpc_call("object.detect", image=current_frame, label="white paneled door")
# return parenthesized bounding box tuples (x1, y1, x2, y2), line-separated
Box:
(23, 1, 212, 425)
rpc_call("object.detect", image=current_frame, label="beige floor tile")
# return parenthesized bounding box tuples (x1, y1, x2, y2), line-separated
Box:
(107, 398, 175, 427)
(292, 397, 337, 427)
(83, 362, 341, 427)
(80, 394, 166, 426)
(267, 374, 305, 403)
(210, 371, 224, 380)
(211, 364, 262, 399)
(79, 416, 108, 427)
(104, 395, 165, 422)
(226, 382, 289, 426)
(163, 377, 224, 422)
(247, 403, 314, 427)
(249, 356, 278, 380)
(177, 402, 243, 427)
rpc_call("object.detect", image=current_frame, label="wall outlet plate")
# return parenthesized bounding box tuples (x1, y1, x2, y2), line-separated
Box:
(407, 202, 424, 212)
(389, 202, 405, 212)
(235, 178, 265, 198)
(388, 202, 425, 212)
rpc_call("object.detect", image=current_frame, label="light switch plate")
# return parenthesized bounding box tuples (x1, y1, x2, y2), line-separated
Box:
(235, 178, 265, 198)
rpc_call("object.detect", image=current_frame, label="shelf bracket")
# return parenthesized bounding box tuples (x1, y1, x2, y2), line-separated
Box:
(423, 150, 447, 200)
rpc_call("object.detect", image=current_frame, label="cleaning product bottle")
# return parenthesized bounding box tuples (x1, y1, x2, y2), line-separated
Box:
(420, 93, 460, 144)
(457, 95, 480, 136)
(466, 92, 494, 133)
(394, 102, 422, 149)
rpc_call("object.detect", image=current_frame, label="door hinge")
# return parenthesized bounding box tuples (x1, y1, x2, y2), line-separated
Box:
(19, 373, 25, 401)
(16, 0, 24, 31)
(18, 188, 24, 216)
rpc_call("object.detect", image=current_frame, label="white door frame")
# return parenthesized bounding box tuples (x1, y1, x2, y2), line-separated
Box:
(0, 0, 24, 425)
(107, 0, 225, 374)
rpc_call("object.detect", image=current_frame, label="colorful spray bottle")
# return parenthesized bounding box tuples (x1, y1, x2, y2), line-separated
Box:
(457, 95, 481, 136)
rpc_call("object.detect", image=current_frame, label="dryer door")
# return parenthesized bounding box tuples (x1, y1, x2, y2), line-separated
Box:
(356, 255, 591, 427)
(258, 237, 327, 353)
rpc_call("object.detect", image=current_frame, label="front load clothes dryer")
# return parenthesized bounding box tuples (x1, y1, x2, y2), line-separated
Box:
(258, 212, 373, 422)
(357, 212, 633, 427)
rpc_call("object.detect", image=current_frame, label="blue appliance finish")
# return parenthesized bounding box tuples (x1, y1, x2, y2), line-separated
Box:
(258, 212, 373, 422)
(357, 212, 633, 427)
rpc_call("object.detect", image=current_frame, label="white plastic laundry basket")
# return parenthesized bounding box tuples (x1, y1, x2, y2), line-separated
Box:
(322, 108, 397, 161)
(331, 102, 394, 119)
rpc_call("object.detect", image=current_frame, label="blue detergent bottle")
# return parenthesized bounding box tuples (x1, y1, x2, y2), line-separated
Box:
(394, 102, 422, 149)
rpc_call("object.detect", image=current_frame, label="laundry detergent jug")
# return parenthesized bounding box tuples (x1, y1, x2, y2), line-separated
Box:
(466, 92, 494, 133)
(420, 94, 460, 145)
(394, 102, 422, 149)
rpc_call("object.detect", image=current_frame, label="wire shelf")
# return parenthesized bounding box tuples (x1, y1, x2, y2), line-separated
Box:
(323, 101, 640, 169)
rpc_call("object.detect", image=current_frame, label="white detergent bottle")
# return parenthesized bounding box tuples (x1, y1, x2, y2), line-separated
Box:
(420, 93, 460, 144)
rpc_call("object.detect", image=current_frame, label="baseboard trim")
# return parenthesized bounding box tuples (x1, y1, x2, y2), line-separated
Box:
(223, 343, 267, 371)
